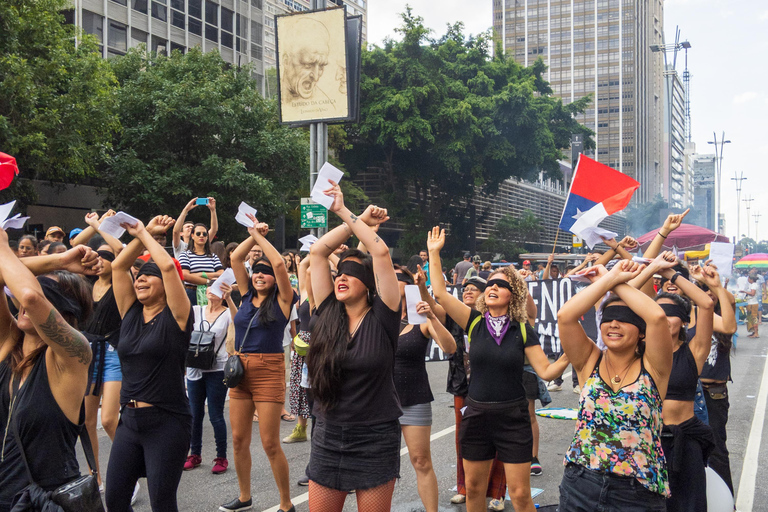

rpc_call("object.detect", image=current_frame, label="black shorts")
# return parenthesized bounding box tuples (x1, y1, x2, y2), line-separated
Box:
(459, 397, 532, 464)
(522, 371, 538, 401)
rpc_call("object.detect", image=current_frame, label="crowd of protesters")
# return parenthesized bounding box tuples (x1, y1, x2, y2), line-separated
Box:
(0, 193, 749, 512)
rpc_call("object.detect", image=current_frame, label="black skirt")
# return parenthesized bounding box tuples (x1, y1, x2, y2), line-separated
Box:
(307, 419, 401, 491)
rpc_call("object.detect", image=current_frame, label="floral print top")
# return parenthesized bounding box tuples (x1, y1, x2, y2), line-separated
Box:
(564, 353, 670, 497)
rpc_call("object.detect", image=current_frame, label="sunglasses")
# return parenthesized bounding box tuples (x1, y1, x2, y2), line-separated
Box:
(195, 232, 208, 237)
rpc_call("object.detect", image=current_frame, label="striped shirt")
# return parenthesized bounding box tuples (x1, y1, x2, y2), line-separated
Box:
(177, 251, 223, 285)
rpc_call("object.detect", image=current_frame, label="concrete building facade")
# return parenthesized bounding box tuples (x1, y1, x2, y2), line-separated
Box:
(492, 0, 665, 203)
(692, 153, 716, 232)
(661, 65, 687, 209)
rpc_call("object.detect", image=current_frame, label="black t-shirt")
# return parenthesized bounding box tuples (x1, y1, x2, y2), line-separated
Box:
(394, 325, 434, 407)
(445, 315, 469, 397)
(312, 295, 402, 425)
(464, 309, 539, 403)
(118, 301, 194, 417)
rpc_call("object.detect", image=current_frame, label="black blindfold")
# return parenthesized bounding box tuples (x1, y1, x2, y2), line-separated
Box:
(97, 250, 115, 262)
(336, 260, 376, 290)
(251, 263, 275, 277)
(659, 302, 690, 324)
(601, 305, 646, 333)
(396, 272, 414, 285)
(486, 278, 514, 293)
(136, 262, 163, 280)
(38, 276, 83, 324)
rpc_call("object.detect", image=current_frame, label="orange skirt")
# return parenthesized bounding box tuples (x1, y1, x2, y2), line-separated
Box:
(229, 353, 286, 403)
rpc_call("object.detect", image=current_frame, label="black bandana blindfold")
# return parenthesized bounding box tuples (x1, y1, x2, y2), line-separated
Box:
(486, 278, 514, 293)
(659, 303, 690, 324)
(136, 262, 163, 280)
(601, 305, 646, 333)
(97, 250, 115, 262)
(251, 263, 275, 277)
(38, 276, 83, 324)
(336, 260, 376, 290)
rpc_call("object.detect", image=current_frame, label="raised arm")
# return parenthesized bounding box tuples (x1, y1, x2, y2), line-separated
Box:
(709, 269, 736, 335)
(70, 210, 116, 247)
(324, 182, 400, 311)
(111, 237, 144, 317)
(418, 302, 456, 354)
(644, 209, 689, 259)
(207, 197, 219, 241)
(83, 211, 124, 255)
(628, 251, 678, 297)
(542, 253, 554, 280)
(414, 264, 446, 324)
(310, 224, 352, 306)
(244, 214, 294, 315)
(173, 198, 198, 251)
(428, 227, 471, 329)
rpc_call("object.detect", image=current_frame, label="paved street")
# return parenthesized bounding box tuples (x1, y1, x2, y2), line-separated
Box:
(88, 323, 768, 511)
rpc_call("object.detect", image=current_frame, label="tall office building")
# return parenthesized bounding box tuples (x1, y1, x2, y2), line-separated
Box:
(662, 65, 687, 209)
(692, 153, 716, 232)
(493, 0, 665, 203)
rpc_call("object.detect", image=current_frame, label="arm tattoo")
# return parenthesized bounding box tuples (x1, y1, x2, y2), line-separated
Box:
(350, 213, 358, 223)
(373, 236, 380, 243)
(37, 309, 92, 365)
(375, 273, 382, 296)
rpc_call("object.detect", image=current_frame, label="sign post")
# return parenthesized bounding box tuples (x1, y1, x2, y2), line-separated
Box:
(301, 198, 328, 229)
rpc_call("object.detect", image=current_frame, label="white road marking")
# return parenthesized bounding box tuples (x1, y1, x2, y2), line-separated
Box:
(736, 345, 768, 512)
(260, 425, 456, 512)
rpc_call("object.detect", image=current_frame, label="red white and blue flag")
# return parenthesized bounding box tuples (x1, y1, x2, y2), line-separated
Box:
(559, 154, 639, 248)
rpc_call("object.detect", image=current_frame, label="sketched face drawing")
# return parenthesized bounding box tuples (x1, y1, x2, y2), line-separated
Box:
(282, 19, 331, 100)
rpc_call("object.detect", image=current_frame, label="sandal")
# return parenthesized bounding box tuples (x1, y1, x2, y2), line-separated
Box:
(281, 413, 296, 422)
(252, 412, 259, 422)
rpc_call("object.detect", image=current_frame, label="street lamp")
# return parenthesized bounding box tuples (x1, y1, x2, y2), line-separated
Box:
(743, 195, 754, 240)
(708, 132, 731, 235)
(731, 172, 747, 243)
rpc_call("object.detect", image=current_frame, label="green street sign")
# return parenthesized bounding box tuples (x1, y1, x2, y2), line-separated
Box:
(301, 200, 327, 229)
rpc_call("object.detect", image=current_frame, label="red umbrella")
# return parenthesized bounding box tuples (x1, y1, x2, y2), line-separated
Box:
(0, 152, 19, 190)
(635, 223, 730, 252)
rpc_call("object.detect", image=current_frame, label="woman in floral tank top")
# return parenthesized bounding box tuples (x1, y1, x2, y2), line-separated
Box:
(556, 256, 676, 511)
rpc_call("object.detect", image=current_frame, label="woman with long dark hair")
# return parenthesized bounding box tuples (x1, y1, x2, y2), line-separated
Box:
(557, 256, 675, 511)
(178, 223, 224, 306)
(428, 227, 568, 512)
(307, 184, 400, 512)
(221, 214, 296, 512)
(0, 233, 98, 512)
(105, 215, 193, 512)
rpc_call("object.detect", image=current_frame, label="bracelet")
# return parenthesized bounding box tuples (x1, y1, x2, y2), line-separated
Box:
(658, 232, 668, 239)
(670, 272, 682, 285)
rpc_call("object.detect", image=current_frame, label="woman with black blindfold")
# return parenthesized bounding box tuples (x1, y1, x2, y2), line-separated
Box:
(107, 215, 193, 512)
(223, 213, 297, 512)
(307, 182, 400, 512)
(427, 227, 568, 512)
(557, 258, 674, 512)
(0, 227, 98, 512)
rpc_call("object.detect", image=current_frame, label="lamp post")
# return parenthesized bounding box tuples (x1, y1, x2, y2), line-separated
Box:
(743, 195, 754, 240)
(708, 132, 731, 234)
(755, 211, 761, 242)
(731, 172, 747, 244)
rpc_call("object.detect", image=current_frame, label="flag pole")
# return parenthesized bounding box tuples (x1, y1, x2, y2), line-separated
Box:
(552, 229, 560, 254)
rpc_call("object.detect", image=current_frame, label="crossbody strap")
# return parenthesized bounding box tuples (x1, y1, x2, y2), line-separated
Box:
(208, 309, 229, 358)
(467, 315, 527, 345)
(236, 313, 259, 355)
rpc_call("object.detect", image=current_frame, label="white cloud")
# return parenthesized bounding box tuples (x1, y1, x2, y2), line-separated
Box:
(733, 92, 760, 105)
(760, 10, 768, 21)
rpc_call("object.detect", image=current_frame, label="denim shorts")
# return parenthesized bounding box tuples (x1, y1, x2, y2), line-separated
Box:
(308, 419, 401, 491)
(91, 343, 122, 383)
(559, 463, 666, 512)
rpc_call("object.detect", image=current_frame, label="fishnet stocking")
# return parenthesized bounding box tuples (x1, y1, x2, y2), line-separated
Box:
(308, 479, 396, 512)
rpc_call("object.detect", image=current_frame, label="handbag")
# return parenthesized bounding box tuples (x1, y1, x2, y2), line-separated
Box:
(186, 306, 227, 370)
(293, 331, 310, 357)
(222, 313, 258, 388)
(10, 376, 105, 512)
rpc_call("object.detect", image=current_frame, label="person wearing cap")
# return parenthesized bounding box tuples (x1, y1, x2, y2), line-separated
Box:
(45, 226, 65, 243)
(107, 215, 193, 512)
(521, 260, 537, 282)
(453, 252, 473, 286)
(462, 255, 482, 286)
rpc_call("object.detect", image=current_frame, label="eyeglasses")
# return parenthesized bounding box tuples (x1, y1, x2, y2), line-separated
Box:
(195, 232, 208, 237)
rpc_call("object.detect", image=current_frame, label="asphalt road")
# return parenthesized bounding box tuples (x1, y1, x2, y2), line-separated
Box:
(88, 322, 768, 511)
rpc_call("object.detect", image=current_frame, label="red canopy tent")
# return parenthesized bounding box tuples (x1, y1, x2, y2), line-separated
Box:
(635, 223, 730, 252)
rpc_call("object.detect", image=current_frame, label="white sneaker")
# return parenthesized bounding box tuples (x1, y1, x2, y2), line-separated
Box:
(573, 385, 581, 394)
(547, 382, 562, 392)
(488, 498, 505, 511)
(131, 481, 140, 506)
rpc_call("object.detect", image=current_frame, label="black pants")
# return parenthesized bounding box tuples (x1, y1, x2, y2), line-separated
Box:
(704, 386, 733, 494)
(105, 406, 191, 512)
(661, 418, 712, 512)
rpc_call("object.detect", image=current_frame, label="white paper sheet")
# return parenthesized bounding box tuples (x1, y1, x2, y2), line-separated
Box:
(580, 226, 618, 249)
(1, 213, 29, 230)
(298, 234, 318, 252)
(709, 242, 735, 276)
(405, 285, 427, 325)
(235, 201, 258, 228)
(209, 268, 236, 298)
(98, 211, 140, 239)
(310, 162, 345, 209)
(0, 201, 16, 225)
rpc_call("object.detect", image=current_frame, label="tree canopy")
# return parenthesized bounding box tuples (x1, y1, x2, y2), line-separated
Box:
(482, 210, 542, 260)
(0, 0, 118, 206)
(104, 47, 308, 241)
(341, 10, 593, 254)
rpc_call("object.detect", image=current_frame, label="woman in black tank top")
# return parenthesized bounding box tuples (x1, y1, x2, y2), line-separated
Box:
(393, 265, 455, 512)
(0, 233, 98, 512)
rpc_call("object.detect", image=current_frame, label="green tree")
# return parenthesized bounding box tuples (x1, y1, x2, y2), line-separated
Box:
(0, 0, 119, 206)
(482, 210, 542, 260)
(104, 47, 308, 241)
(341, 10, 593, 255)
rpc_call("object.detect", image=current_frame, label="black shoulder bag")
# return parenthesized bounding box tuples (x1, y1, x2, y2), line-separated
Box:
(187, 306, 228, 370)
(10, 376, 105, 512)
(222, 313, 258, 388)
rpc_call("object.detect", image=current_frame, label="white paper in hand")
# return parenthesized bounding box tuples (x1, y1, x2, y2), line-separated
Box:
(310, 162, 344, 209)
(1, 213, 29, 230)
(580, 226, 618, 249)
(298, 234, 318, 252)
(98, 211, 140, 239)
(235, 201, 258, 228)
(405, 285, 427, 325)
(709, 242, 735, 277)
(209, 268, 236, 298)
(0, 201, 16, 225)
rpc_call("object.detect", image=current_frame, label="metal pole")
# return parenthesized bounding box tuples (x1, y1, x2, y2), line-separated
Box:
(744, 195, 754, 240)
(732, 172, 747, 242)
(755, 211, 761, 242)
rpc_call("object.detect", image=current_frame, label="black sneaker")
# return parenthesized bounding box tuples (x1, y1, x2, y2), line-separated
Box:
(297, 474, 309, 486)
(219, 497, 253, 511)
(530, 456, 543, 476)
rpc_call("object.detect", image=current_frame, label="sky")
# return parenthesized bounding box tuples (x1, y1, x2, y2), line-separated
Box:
(366, 1, 768, 242)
